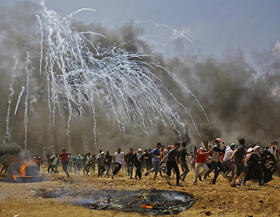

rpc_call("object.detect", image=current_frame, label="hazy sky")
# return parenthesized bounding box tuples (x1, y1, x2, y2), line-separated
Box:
(2, 0, 280, 58)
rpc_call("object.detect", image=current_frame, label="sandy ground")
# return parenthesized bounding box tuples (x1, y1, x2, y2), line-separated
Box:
(0, 165, 280, 217)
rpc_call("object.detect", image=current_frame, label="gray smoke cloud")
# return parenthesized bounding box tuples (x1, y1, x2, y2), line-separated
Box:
(169, 52, 280, 144)
(0, 142, 21, 168)
(0, 1, 279, 157)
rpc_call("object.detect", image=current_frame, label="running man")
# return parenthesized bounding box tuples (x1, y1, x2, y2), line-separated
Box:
(112, 148, 125, 179)
(59, 149, 70, 177)
(144, 143, 161, 179)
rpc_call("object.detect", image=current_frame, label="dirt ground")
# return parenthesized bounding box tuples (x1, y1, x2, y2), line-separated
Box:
(0, 165, 280, 217)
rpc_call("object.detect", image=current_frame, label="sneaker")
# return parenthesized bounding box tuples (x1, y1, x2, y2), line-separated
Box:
(176, 183, 183, 187)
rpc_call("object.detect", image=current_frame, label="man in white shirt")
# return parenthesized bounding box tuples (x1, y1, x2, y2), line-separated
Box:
(112, 148, 125, 179)
(222, 143, 235, 178)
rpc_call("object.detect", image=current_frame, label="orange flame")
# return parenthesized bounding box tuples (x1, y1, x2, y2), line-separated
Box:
(12, 174, 17, 182)
(12, 161, 34, 182)
(140, 204, 153, 209)
(20, 163, 28, 176)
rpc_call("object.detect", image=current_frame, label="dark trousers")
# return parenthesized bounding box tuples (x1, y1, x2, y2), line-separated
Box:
(127, 164, 133, 178)
(77, 164, 82, 172)
(98, 166, 105, 177)
(224, 160, 235, 177)
(135, 167, 142, 179)
(51, 165, 58, 173)
(113, 163, 122, 175)
(181, 161, 190, 181)
(105, 165, 111, 177)
(47, 164, 52, 173)
(167, 161, 180, 184)
(62, 161, 70, 177)
(209, 162, 220, 184)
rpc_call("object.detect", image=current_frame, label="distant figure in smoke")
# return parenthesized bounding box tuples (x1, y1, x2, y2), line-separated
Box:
(112, 148, 125, 179)
(161, 143, 182, 186)
(51, 154, 59, 173)
(76, 154, 83, 174)
(59, 149, 70, 177)
(83, 153, 92, 176)
(91, 154, 96, 175)
(72, 156, 77, 174)
(47, 154, 52, 173)
(144, 143, 161, 179)
(179, 142, 190, 181)
(68, 154, 73, 172)
(34, 154, 41, 172)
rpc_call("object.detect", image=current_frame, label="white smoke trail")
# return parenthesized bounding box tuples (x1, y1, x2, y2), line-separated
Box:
(24, 52, 30, 153)
(5, 58, 18, 141)
(136, 20, 192, 43)
(14, 86, 25, 116)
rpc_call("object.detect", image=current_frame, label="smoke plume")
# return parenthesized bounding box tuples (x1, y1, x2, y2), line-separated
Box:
(0, 1, 279, 157)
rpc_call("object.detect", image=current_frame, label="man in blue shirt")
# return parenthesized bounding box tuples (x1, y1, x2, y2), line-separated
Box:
(144, 143, 161, 180)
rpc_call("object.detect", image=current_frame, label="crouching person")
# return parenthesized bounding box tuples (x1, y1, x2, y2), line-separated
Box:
(244, 146, 264, 186)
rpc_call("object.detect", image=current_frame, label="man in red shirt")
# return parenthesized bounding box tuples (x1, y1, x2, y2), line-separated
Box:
(193, 141, 211, 184)
(59, 149, 70, 177)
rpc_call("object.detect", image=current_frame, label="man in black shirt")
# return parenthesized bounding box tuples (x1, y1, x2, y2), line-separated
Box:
(230, 138, 247, 187)
(179, 142, 190, 181)
(143, 149, 149, 171)
(126, 148, 134, 179)
(161, 143, 182, 186)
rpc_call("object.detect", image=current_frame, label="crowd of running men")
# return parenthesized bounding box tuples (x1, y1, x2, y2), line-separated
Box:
(37, 138, 280, 187)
